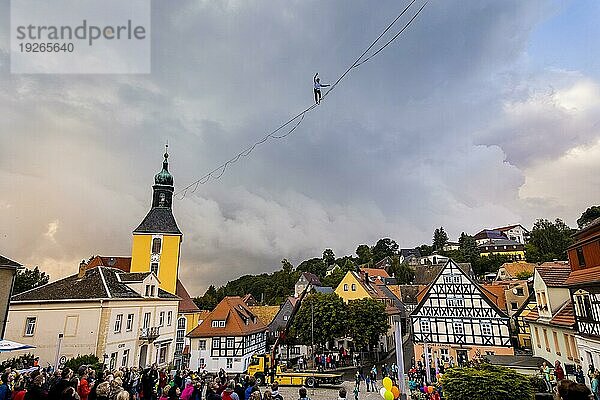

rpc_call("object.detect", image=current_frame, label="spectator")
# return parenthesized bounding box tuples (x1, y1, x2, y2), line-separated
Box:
(556, 380, 592, 400)
(270, 383, 282, 400)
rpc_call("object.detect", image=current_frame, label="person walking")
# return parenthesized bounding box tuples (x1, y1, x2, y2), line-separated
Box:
(313, 73, 330, 105)
(555, 361, 565, 381)
(592, 371, 600, 400)
(574, 365, 585, 384)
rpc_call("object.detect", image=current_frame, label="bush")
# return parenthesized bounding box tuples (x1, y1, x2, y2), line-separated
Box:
(64, 354, 103, 375)
(441, 364, 533, 400)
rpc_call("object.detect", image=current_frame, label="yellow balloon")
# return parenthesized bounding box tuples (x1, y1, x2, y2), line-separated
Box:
(384, 390, 394, 400)
(383, 377, 393, 391)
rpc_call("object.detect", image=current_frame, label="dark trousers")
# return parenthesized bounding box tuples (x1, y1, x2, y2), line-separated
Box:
(314, 89, 321, 104)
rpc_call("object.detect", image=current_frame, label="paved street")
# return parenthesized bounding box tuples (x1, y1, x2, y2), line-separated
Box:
(275, 380, 387, 400)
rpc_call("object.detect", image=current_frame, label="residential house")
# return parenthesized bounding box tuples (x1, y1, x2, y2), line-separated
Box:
(525, 265, 579, 373)
(494, 224, 530, 244)
(485, 280, 531, 317)
(411, 259, 513, 366)
(0, 256, 19, 339)
(187, 296, 267, 373)
(1, 264, 179, 369)
(267, 296, 309, 362)
(564, 217, 600, 375)
(495, 262, 536, 281)
(399, 249, 421, 266)
(334, 270, 404, 352)
(473, 229, 508, 246)
(443, 242, 460, 252)
(242, 294, 259, 306)
(479, 239, 526, 261)
(513, 293, 537, 349)
(294, 272, 322, 298)
(419, 253, 449, 266)
(325, 264, 341, 277)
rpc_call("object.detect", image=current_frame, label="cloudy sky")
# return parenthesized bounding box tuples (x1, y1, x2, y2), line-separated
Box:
(1, 0, 599, 296)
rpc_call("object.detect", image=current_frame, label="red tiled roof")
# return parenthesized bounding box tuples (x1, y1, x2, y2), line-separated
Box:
(176, 280, 201, 313)
(187, 296, 267, 338)
(524, 307, 539, 322)
(565, 265, 600, 286)
(536, 265, 571, 287)
(482, 284, 507, 311)
(550, 300, 576, 328)
(360, 268, 390, 284)
(87, 255, 132, 272)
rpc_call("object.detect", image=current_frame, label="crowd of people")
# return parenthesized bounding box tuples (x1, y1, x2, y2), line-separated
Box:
(539, 360, 600, 399)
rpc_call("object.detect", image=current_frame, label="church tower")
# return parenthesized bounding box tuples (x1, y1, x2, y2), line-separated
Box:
(130, 147, 182, 294)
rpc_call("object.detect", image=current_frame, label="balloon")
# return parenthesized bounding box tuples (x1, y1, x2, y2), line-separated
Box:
(383, 377, 393, 390)
(391, 386, 400, 398)
(428, 386, 434, 394)
(384, 390, 394, 400)
(379, 388, 387, 398)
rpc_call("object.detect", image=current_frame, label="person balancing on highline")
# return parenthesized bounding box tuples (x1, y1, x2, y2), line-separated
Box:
(314, 73, 330, 105)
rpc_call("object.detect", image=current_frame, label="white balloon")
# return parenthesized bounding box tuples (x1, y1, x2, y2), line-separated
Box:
(379, 387, 387, 398)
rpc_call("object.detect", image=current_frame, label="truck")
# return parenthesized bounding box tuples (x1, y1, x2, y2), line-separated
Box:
(247, 354, 343, 388)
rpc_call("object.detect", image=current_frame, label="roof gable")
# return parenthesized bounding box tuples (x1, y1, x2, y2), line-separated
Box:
(0, 255, 21, 268)
(187, 296, 267, 337)
(535, 265, 571, 287)
(411, 259, 508, 318)
(177, 280, 201, 313)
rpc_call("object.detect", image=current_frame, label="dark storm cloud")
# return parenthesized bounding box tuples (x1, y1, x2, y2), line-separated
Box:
(1, 1, 599, 295)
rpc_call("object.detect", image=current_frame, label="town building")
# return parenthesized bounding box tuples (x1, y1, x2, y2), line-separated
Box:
(334, 270, 404, 352)
(2, 264, 179, 369)
(473, 229, 509, 246)
(0, 256, 19, 340)
(443, 242, 460, 252)
(495, 262, 536, 281)
(399, 248, 421, 266)
(419, 253, 449, 266)
(525, 265, 579, 373)
(294, 272, 322, 298)
(564, 217, 600, 376)
(187, 296, 267, 373)
(494, 224, 530, 244)
(513, 293, 537, 349)
(411, 259, 514, 366)
(478, 239, 525, 261)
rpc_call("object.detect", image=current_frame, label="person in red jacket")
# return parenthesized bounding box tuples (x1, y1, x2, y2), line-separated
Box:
(77, 367, 92, 400)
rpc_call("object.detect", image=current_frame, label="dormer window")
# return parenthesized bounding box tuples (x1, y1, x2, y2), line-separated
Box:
(152, 238, 162, 254)
(211, 320, 226, 328)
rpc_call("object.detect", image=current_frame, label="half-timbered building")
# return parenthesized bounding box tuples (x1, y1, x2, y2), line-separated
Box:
(411, 259, 513, 366)
(565, 217, 600, 375)
(187, 296, 267, 373)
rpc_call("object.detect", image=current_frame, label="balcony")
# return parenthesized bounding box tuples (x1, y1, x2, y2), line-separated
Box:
(139, 327, 160, 342)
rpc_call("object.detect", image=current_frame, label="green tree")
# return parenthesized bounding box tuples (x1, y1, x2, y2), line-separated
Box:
(372, 238, 399, 262)
(417, 244, 433, 257)
(322, 249, 336, 266)
(441, 364, 533, 400)
(458, 233, 479, 262)
(346, 298, 389, 350)
(356, 244, 373, 265)
(341, 258, 357, 273)
(577, 206, 600, 228)
(433, 227, 449, 251)
(473, 254, 514, 275)
(12, 266, 49, 295)
(194, 285, 219, 310)
(290, 293, 347, 346)
(525, 218, 574, 262)
(394, 262, 415, 284)
(321, 268, 345, 288)
(297, 258, 327, 278)
(64, 354, 103, 375)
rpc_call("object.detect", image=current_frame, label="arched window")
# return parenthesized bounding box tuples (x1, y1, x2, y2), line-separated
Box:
(152, 238, 162, 254)
(177, 317, 186, 330)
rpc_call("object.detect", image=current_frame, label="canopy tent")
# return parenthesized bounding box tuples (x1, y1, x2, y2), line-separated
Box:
(0, 340, 34, 352)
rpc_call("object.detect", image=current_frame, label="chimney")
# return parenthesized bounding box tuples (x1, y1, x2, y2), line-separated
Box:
(78, 260, 87, 278)
(364, 271, 369, 285)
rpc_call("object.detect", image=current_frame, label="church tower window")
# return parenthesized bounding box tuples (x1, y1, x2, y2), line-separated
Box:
(152, 238, 162, 254)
